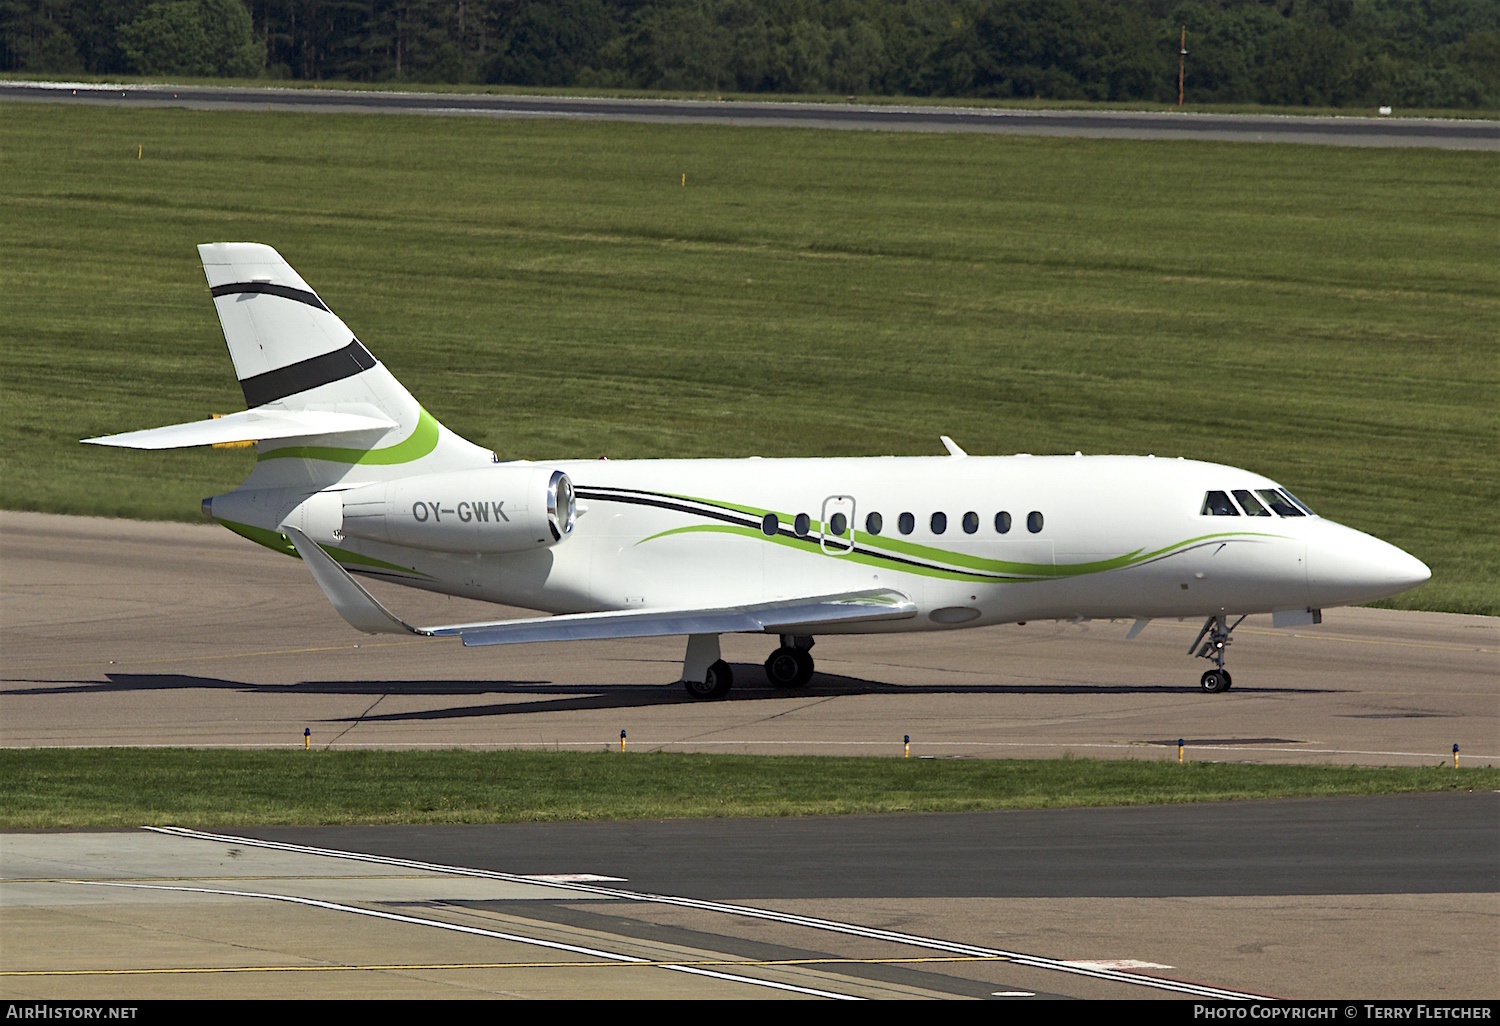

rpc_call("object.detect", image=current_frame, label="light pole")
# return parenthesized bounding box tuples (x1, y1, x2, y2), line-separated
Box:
(1178, 26, 1188, 106)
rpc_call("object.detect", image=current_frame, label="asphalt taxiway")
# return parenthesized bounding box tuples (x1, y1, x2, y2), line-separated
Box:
(3, 793, 1495, 1000)
(4, 81, 1497, 149)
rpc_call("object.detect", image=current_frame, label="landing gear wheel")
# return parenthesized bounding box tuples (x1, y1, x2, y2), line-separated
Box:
(1200, 669, 1231, 694)
(790, 648, 814, 687)
(684, 660, 733, 700)
(765, 647, 815, 689)
(765, 648, 801, 688)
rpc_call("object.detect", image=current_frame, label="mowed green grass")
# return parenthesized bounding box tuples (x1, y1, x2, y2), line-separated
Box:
(2, 748, 1492, 829)
(0, 104, 1495, 613)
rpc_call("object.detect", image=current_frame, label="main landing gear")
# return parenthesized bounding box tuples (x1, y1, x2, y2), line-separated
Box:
(681, 634, 817, 700)
(1189, 614, 1245, 694)
(764, 636, 815, 689)
(681, 633, 733, 700)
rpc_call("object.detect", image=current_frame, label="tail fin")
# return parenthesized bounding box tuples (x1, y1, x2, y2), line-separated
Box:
(198, 243, 489, 484)
(201, 242, 397, 411)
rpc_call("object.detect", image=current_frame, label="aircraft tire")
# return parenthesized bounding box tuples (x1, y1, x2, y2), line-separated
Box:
(1200, 669, 1231, 694)
(790, 649, 815, 687)
(685, 660, 733, 700)
(765, 647, 806, 688)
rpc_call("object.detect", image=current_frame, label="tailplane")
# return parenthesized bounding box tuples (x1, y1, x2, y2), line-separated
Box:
(86, 244, 491, 487)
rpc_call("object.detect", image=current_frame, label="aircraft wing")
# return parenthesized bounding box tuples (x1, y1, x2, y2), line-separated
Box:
(283, 526, 917, 644)
(82, 408, 397, 449)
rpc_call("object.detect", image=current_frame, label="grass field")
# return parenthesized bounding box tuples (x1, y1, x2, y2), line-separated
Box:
(2, 748, 1492, 829)
(0, 103, 1495, 613)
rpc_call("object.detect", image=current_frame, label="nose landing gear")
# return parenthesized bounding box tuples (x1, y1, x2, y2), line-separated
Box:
(1190, 614, 1244, 693)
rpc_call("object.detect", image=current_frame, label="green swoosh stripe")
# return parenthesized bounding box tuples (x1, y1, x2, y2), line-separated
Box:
(637, 524, 1051, 582)
(647, 490, 1288, 581)
(216, 518, 429, 578)
(640, 522, 1282, 583)
(256, 408, 440, 464)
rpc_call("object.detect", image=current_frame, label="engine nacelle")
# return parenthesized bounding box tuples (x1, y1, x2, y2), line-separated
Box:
(340, 466, 576, 553)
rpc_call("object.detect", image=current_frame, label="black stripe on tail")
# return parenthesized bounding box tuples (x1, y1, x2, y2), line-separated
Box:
(240, 339, 377, 408)
(210, 281, 331, 312)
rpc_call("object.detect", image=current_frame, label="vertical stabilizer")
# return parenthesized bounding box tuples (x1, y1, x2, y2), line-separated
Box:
(198, 243, 490, 486)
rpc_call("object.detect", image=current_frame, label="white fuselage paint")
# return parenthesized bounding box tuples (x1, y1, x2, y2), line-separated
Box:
(214, 452, 1430, 631)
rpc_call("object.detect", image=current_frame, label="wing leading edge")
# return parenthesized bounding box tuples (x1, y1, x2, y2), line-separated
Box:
(283, 526, 916, 645)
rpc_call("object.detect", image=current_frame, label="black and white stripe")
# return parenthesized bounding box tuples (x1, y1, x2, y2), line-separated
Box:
(240, 338, 377, 408)
(210, 281, 330, 311)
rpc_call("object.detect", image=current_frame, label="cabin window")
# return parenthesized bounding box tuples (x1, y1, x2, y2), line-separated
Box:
(1256, 489, 1304, 517)
(1201, 490, 1240, 516)
(828, 512, 848, 537)
(962, 511, 979, 534)
(995, 511, 1012, 534)
(931, 512, 948, 534)
(1027, 511, 1044, 533)
(761, 513, 779, 536)
(898, 512, 915, 535)
(1233, 489, 1271, 516)
(794, 513, 811, 537)
(865, 512, 883, 535)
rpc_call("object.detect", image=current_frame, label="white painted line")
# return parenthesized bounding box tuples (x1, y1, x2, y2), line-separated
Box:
(991, 991, 1035, 997)
(65, 879, 860, 1001)
(660, 962, 857, 999)
(144, 826, 1274, 1000)
(521, 874, 627, 883)
(1063, 959, 1174, 971)
(17, 741, 1496, 762)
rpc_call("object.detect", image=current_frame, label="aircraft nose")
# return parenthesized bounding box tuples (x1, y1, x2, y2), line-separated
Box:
(1307, 522, 1430, 607)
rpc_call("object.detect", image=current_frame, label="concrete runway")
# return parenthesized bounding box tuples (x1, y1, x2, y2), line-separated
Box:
(5, 81, 1498, 149)
(3, 511, 1497, 999)
(3, 512, 1495, 765)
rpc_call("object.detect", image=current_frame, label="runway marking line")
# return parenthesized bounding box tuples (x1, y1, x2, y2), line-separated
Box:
(10, 740, 1495, 763)
(59, 878, 861, 1001)
(1, 955, 1013, 977)
(140, 825, 1276, 1001)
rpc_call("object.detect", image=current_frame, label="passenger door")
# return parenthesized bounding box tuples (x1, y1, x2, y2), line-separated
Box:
(821, 495, 856, 555)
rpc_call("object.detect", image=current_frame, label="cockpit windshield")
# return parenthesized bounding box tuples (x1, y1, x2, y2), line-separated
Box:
(1233, 489, 1271, 516)
(1256, 489, 1305, 517)
(1201, 490, 1239, 516)
(1202, 487, 1316, 517)
(1280, 489, 1316, 515)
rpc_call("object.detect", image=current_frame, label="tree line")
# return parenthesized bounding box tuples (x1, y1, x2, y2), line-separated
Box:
(4, 0, 1497, 109)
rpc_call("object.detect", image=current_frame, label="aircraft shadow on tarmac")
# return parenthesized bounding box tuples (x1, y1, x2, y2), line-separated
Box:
(5, 669, 1334, 723)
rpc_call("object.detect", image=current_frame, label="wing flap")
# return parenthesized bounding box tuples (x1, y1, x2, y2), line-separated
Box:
(280, 527, 917, 644)
(82, 408, 397, 450)
(436, 590, 917, 647)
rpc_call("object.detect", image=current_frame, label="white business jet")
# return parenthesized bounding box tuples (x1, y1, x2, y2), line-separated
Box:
(86, 244, 1431, 698)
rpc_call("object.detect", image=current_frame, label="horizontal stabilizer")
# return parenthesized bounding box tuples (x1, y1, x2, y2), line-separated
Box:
(82, 408, 397, 450)
(280, 530, 917, 643)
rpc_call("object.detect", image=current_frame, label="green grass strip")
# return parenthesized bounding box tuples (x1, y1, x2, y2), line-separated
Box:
(1, 749, 1492, 830)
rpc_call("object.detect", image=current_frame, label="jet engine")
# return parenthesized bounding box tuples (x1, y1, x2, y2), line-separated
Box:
(340, 467, 576, 553)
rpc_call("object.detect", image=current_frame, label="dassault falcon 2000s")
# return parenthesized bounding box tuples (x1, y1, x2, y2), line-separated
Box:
(87, 244, 1432, 698)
